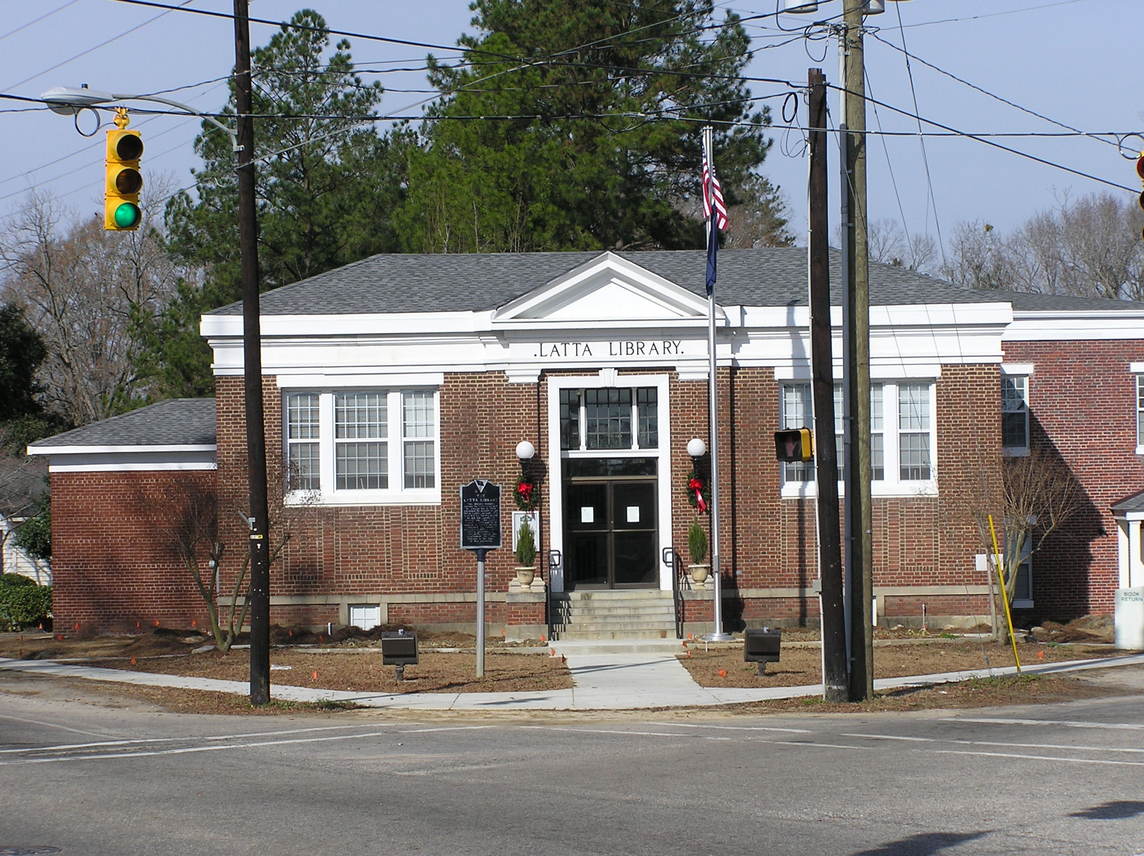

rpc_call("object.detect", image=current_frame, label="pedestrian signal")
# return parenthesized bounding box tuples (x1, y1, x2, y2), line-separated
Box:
(775, 428, 813, 462)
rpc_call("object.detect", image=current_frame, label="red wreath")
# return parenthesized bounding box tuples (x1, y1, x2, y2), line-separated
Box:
(686, 472, 708, 513)
(515, 479, 537, 511)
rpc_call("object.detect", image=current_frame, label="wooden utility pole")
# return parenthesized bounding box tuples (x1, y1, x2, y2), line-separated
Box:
(809, 68, 847, 702)
(842, 0, 874, 702)
(233, 0, 271, 706)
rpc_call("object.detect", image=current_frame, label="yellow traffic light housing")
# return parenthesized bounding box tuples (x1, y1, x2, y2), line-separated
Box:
(1136, 153, 1144, 240)
(104, 110, 142, 231)
(774, 427, 813, 462)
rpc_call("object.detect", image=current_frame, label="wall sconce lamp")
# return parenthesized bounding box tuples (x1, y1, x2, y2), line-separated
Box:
(514, 440, 538, 511)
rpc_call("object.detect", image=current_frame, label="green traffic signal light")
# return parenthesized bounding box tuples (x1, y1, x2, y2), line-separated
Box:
(112, 202, 141, 229)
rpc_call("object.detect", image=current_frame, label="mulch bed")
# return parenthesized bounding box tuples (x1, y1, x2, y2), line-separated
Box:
(676, 638, 1123, 688)
(84, 648, 572, 694)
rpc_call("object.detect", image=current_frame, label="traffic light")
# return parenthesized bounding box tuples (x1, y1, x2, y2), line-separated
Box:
(104, 127, 143, 231)
(1137, 153, 1144, 240)
(774, 427, 813, 462)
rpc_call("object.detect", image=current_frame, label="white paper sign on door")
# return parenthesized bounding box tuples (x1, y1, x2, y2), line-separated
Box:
(626, 506, 640, 523)
(580, 507, 594, 523)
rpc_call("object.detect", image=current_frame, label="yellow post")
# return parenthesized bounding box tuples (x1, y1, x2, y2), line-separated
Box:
(987, 514, 1021, 673)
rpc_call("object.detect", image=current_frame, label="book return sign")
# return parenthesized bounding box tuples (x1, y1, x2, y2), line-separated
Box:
(460, 479, 501, 677)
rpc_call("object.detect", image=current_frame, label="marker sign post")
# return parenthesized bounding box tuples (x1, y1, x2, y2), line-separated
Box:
(461, 479, 501, 678)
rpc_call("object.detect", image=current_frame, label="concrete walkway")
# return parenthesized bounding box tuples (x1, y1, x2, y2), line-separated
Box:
(3, 649, 1143, 711)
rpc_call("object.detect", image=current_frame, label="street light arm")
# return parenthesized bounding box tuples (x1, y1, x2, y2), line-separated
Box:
(41, 86, 240, 152)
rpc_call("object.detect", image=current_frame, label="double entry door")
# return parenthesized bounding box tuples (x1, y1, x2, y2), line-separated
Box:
(563, 461, 657, 589)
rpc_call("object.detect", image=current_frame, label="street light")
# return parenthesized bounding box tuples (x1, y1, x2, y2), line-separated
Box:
(41, 86, 239, 150)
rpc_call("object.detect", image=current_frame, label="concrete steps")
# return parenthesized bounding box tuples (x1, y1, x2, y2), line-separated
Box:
(551, 590, 678, 641)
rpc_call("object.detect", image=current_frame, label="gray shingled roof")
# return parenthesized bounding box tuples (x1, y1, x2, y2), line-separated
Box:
(1112, 489, 1144, 514)
(207, 248, 1142, 317)
(30, 399, 216, 448)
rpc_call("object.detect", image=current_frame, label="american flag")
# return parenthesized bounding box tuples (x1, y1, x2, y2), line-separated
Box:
(701, 155, 728, 231)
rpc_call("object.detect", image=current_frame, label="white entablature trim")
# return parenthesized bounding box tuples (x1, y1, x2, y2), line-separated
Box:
(1004, 310, 1144, 341)
(276, 372, 445, 388)
(29, 448, 217, 473)
(493, 251, 717, 327)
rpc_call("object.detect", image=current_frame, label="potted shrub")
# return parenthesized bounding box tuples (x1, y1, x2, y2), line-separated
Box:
(687, 520, 710, 587)
(514, 517, 537, 587)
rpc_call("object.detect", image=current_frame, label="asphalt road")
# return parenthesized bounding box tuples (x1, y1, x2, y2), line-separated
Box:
(1, 673, 1143, 856)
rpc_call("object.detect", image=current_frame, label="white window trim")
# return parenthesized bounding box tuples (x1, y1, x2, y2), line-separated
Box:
(780, 380, 937, 499)
(1135, 372, 1144, 456)
(284, 387, 441, 506)
(1001, 373, 1030, 458)
(545, 372, 672, 593)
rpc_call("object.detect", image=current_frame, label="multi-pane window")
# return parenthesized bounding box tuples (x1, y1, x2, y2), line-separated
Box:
(637, 388, 658, 448)
(285, 393, 320, 491)
(561, 387, 658, 452)
(335, 392, 387, 490)
(1004, 530, 1034, 606)
(1002, 375, 1030, 453)
(285, 389, 438, 500)
(898, 383, 932, 481)
(585, 388, 632, 449)
(1137, 376, 1144, 448)
(402, 391, 435, 489)
(870, 384, 884, 481)
(780, 381, 934, 491)
(781, 384, 814, 483)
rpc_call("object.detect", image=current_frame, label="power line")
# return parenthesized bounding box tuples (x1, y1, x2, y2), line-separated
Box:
(0, 0, 82, 44)
(883, 0, 1093, 31)
(892, 2, 946, 268)
(2, 0, 197, 93)
(867, 29, 1120, 150)
(821, 81, 1137, 195)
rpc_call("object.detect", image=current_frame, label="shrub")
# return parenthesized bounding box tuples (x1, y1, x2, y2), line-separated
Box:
(14, 497, 51, 561)
(515, 517, 537, 566)
(688, 520, 708, 565)
(0, 576, 51, 629)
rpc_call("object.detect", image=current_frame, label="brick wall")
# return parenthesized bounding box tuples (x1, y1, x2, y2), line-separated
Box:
(214, 373, 551, 626)
(50, 469, 216, 634)
(1003, 339, 1144, 618)
(666, 364, 1002, 626)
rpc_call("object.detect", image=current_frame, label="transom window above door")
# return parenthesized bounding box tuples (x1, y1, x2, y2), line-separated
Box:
(560, 387, 658, 451)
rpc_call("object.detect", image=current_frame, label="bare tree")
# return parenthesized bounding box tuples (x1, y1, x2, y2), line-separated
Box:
(943, 194, 1144, 299)
(170, 483, 302, 653)
(865, 218, 938, 273)
(960, 449, 1086, 637)
(0, 186, 191, 425)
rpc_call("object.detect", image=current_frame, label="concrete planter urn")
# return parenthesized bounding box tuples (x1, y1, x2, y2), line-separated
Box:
(688, 563, 710, 587)
(515, 566, 536, 587)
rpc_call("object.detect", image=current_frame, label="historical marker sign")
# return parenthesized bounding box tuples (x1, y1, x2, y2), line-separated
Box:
(460, 479, 501, 551)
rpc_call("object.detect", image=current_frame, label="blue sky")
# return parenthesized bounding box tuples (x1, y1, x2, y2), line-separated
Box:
(1, 0, 1139, 261)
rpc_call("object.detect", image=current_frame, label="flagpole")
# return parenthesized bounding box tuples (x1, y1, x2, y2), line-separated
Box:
(702, 125, 731, 642)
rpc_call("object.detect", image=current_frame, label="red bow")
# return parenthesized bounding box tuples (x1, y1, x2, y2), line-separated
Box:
(517, 482, 533, 498)
(688, 477, 707, 513)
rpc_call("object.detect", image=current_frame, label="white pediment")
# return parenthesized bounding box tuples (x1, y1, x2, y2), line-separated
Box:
(493, 252, 715, 328)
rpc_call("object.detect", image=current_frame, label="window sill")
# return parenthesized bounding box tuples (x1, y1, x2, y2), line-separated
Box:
(285, 489, 441, 507)
(780, 481, 939, 500)
(1003, 447, 1030, 458)
(1011, 599, 1034, 609)
(1136, 445, 1144, 456)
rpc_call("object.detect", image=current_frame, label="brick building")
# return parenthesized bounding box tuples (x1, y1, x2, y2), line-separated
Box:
(28, 249, 1144, 638)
